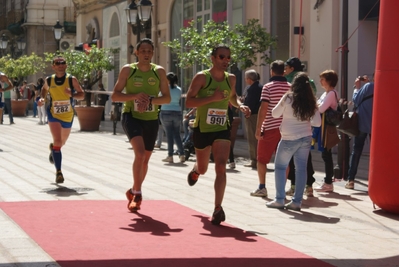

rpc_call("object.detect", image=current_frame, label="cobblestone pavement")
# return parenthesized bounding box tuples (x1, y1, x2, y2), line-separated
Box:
(0, 115, 398, 267)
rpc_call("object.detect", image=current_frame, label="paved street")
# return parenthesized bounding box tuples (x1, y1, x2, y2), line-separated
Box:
(0, 115, 398, 267)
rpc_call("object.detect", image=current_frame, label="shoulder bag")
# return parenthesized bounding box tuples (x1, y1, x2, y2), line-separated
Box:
(337, 94, 374, 137)
(325, 91, 343, 126)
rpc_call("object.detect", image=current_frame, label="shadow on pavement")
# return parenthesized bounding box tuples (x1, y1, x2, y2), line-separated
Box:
(40, 185, 94, 197)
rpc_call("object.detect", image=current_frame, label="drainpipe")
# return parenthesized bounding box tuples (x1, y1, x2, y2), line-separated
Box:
(298, 0, 303, 58)
(154, 0, 158, 63)
(334, 0, 350, 180)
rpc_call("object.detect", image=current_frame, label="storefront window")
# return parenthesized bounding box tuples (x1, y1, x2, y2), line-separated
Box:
(212, 0, 226, 22)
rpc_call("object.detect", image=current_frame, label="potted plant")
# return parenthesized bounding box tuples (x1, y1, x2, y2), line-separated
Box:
(45, 46, 118, 131)
(163, 19, 277, 146)
(0, 53, 45, 117)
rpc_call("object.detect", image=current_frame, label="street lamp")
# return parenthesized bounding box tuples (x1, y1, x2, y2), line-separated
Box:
(125, 0, 153, 37)
(1, 34, 8, 49)
(16, 37, 26, 51)
(53, 20, 64, 51)
(0, 34, 26, 58)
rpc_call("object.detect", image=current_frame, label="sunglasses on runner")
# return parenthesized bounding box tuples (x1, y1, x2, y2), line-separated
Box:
(54, 61, 67, 66)
(217, 55, 231, 60)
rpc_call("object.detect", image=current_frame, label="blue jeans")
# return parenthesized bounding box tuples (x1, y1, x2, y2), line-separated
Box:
(160, 110, 184, 157)
(33, 101, 38, 117)
(3, 98, 14, 123)
(274, 136, 312, 205)
(348, 131, 370, 181)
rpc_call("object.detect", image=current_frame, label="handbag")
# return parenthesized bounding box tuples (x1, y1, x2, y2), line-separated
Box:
(337, 110, 359, 137)
(336, 93, 373, 137)
(325, 105, 343, 126)
(324, 124, 340, 150)
(324, 91, 343, 126)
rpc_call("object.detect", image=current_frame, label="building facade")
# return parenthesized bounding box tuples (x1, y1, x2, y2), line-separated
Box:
(0, 0, 379, 136)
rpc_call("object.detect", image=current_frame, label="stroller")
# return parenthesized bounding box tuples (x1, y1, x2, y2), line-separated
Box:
(183, 119, 195, 160)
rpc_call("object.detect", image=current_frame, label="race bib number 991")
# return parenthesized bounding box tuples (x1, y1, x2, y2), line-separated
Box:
(53, 100, 71, 114)
(206, 108, 227, 126)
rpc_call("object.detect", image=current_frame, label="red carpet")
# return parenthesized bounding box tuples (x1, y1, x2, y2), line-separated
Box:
(0, 200, 333, 267)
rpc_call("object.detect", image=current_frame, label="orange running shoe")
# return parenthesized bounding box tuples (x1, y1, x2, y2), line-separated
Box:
(125, 189, 142, 212)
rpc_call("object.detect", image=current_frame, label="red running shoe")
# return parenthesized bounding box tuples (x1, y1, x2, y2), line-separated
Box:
(187, 169, 200, 186)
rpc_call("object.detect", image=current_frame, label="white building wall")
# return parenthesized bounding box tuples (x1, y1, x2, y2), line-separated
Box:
(357, 21, 378, 80)
(308, 0, 341, 97)
(347, 0, 360, 99)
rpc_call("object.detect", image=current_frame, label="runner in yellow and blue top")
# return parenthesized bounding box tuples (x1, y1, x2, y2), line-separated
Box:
(185, 44, 250, 225)
(111, 38, 170, 213)
(38, 56, 85, 184)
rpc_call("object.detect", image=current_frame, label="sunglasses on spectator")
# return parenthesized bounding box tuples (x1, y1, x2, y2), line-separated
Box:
(54, 61, 66, 65)
(217, 55, 231, 60)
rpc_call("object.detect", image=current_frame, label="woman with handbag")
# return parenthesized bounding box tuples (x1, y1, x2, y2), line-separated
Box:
(314, 70, 340, 192)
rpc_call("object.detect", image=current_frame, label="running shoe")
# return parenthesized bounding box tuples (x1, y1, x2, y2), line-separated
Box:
(265, 200, 285, 209)
(345, 180, 355, 189)
(55, 170, 64, 184)
(250, 188, 267, 197)
(285, 201, 301, 211)
(187, 169, 199, 186)
(211, 206, 225, 225)
(162, 156, 173, 163)
(125, 189, 142, 212)
(315, 182, 334, 192)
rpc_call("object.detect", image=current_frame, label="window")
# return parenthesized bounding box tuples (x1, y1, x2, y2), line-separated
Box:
(212, 0, 226, 22)
(271, 0, 290, 61)
(109, 13, 120, 38)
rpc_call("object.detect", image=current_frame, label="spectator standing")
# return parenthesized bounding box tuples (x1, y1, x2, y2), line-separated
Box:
(111, 38, 171, 213)
(267, 72, 320, 210)
(19, 81, 33, 116)
(242, 69, 262, 168)
(160, 72, 185, 163)
(284, 57, 317, 197)
(0, 72, 14, 124)
(250, 60, 291, 198)
(154, 111, 164, 148)
(97, 83, 109, 121)
(314, 70, 340, 192)
(34, 78, 46, 125)
(182, 108, 196, 143)
(185, 44, 249, 225)
(0, 89, 3, 124)
(345, 75, 374, 189)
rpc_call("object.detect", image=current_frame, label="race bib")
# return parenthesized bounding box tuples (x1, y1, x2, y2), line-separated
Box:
(133, 98, 155, 112)
(52, 100, 71, 114)
(206, 108, 227, 126)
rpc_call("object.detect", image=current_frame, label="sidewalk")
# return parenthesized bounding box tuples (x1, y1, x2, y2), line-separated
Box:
(0, 116, 398, 267)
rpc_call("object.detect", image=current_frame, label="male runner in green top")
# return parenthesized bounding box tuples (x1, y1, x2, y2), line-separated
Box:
(185, 44, 250, 225)
(111, 38, 171, 212)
